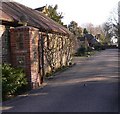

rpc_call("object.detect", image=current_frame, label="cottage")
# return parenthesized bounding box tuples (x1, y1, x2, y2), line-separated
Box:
(0, 2, 73, 89)
(78, 36, 89, 49)
(84, 33, 100, 47)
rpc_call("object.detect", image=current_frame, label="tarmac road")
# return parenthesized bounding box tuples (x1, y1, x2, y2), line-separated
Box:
(2, 49, 119, 112)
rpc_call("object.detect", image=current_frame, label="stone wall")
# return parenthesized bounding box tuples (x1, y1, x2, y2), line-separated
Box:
(43, 33, 73, 76)
(29, 27, 40, 88)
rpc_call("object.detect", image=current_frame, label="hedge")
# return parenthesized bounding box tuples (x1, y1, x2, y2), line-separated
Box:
(2, 64, 28, 100)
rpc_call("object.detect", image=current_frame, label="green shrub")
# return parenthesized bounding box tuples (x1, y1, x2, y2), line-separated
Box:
(2, 64, 28, 100)
(94, 43, 106, 51)
(75, 47, 86, 56)
(87, 47, 93, 52)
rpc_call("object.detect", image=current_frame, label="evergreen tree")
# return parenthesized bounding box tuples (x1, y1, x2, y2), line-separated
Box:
(83, 28, 88, 35)
(68, 21, 82, 36)
(43, 4, 64, 25)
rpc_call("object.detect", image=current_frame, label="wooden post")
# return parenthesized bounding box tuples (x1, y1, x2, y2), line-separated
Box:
(38, 33, 45, 85)
(38, 33, 41, 85)
(40, 34, 44, 84)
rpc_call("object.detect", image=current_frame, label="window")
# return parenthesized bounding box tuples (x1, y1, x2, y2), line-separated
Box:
(16, 33, 24, 50)
(16, 56, 25, 67)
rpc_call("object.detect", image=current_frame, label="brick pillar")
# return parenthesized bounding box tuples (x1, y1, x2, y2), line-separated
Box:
(10, 26, 40, 89)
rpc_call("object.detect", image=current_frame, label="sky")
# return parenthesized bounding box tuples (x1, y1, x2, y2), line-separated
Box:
(11, 0, 119, 26)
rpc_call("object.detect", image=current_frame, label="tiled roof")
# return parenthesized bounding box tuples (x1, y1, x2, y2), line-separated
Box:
(84, 33, 94, 41)
(0, 2, 71, 35)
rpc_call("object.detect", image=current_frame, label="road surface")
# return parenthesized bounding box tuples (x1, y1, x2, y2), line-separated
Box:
(2, 49, 119, 112)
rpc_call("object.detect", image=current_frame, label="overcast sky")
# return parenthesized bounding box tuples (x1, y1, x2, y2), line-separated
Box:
(12, 0, 119, 26)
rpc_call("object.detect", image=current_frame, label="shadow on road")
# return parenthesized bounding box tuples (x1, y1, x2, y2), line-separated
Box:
(2, 49, 119, 112)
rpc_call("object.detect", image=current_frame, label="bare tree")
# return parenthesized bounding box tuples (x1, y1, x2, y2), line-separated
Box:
(118, 1, 120, 48)
(101, 2, 120, 46)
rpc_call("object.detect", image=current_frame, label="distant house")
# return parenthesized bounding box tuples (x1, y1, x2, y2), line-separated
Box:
(95, 34, 101, 42)
(35, 6, 46, 12)
(77, 36, 89, 49)
(0, 2, 73, 89)
(77, 33, 101, 50)
(35, 6, 48, 16)
(84, 33, 100, 47)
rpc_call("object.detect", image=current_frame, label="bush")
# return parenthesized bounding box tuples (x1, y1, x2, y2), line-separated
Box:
(94, 43, 106, 51)
(75, 47, 86, 56)
(93, 42, 102, 51)
(75, 46, 94, 56)
(87, 47, 94, 52)
(2, 64, 28, 100)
